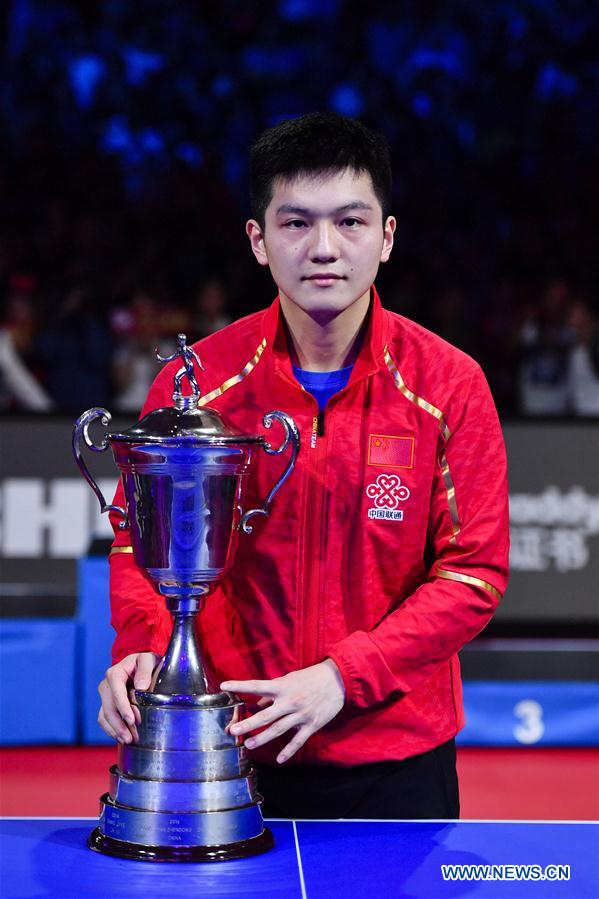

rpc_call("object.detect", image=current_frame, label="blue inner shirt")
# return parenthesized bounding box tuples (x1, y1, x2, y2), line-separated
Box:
(292, 364, 353, 412)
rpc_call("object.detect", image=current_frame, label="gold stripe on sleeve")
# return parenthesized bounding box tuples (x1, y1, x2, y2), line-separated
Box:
(384, 347, 451, 441)
(435, 566, 502, 601)
(199, 339, 267, 406)
(384, 346, 459, 541)
(439, 451, 460, 543)
(109, 545, 134, 556)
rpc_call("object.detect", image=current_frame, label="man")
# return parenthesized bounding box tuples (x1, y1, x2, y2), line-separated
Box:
(100, 113, 509, 819)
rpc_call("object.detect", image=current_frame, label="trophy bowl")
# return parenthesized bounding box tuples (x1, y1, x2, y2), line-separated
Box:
(73, 335, 299, 861)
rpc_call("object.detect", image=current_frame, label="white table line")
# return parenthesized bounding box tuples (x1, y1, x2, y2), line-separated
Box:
(0, 816, 596, 824)
(292, 820, 308, 899)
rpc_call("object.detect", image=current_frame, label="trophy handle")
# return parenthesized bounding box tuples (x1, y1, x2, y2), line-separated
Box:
(72, 407, 129, 529)
(239, 411, 300, 535)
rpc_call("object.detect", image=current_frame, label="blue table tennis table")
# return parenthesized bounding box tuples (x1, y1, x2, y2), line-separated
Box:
(1, 817, 597, 898)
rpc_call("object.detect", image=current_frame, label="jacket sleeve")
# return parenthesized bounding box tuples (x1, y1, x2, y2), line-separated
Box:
(327, 363, 509, 709)
(108, 363, 178, 665)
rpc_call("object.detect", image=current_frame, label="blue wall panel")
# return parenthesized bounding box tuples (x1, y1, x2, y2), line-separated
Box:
(77, 557, 114, 744)
(3, 571, 597, 749)
(459, 681, 599, 746)
(0, 619, 76, 744)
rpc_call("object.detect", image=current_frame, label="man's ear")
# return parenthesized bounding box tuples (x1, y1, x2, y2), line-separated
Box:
(380, 215, 396, 263)
(246, 220, 269, 266)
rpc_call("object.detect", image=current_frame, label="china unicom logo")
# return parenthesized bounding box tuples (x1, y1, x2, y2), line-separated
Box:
(366, 473, 410, 521)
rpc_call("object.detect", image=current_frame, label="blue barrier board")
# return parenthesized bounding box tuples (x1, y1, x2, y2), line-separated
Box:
(4, 558, 597, 749)
(459, 681, 599, 746)
(77, 557, 114, 744)
(0, 619, 76, 744)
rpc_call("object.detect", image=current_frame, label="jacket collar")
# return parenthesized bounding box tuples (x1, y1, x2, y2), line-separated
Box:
(262, 285, 389, 386)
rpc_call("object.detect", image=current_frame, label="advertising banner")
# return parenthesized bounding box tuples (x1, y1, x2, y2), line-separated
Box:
(503, 423, 599, 622)
(1, 418, 598, 624)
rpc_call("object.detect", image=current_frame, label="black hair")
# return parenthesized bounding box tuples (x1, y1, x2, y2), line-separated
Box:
(249, 112, 392, 228)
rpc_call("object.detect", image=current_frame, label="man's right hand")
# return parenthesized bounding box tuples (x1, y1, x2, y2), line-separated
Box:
(98, 652, 161, 743)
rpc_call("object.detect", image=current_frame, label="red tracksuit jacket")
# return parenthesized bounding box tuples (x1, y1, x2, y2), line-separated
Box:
(109, 288, 509, 766)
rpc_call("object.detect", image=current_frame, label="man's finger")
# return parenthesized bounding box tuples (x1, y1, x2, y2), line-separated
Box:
(98, 705, 130, 743)
(276, 725, 312, 764)
(128, 688, 141, 726)
(104, 708, 132, 743)
(97, 708, 119, 741)
(243, 714, 302, 750)
(133, 653, 156, 691)
(106, 667, 135, 726)
(220, 679, 277, 696)
(101, 680, 134, 742)
(229, 701, 291, 738)
(257, 696, 272, 709)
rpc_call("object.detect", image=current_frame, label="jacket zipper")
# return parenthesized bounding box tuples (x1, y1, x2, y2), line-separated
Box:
(298, 407, 328, 763)
(297, 378, 373, 762)
(281, 372, 371, 763)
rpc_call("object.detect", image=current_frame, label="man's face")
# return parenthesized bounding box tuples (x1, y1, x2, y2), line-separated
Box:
(246, 169, 395, 320)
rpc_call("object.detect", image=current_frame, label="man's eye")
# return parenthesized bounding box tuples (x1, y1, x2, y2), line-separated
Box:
(341, 218, 361, 227)
(285, 220, 307, 228)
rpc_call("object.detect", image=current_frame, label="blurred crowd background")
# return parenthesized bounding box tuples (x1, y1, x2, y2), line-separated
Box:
(1, 0, 598, 417)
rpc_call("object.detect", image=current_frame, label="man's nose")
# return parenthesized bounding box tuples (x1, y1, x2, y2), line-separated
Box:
(309, 222, 340, 262)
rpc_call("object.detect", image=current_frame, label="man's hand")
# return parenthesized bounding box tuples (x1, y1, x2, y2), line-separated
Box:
(98, 651, 161, 743)
(220, 659, 345, 764)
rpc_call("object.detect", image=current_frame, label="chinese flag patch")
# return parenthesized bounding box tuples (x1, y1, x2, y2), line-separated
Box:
(368, 434, 414, 469)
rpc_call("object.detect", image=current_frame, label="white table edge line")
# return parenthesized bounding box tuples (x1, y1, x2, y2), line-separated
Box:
(0, 816, 98, 821)
(292, 820, 308, 899)
(0, 816, 596, 825)
(274, 818, 599, 825)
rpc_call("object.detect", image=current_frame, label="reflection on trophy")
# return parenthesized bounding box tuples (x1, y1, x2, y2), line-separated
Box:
(72, 334, 299, 862)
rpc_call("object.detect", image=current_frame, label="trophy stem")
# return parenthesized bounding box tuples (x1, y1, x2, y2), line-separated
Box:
(152, 608, 211, 696)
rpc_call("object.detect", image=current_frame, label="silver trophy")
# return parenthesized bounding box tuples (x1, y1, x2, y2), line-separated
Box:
(72, 334, 299, 862)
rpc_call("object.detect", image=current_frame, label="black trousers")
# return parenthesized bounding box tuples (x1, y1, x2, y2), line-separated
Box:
(255, 738, 459, 820)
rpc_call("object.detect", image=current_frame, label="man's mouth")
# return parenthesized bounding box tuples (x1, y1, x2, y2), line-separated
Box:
(303, 273, 345, 282)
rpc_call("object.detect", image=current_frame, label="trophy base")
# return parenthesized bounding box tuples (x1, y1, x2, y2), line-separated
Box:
(88, 825, 274, 863)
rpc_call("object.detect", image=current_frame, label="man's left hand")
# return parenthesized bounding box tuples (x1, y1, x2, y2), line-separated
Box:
(220, 659, 345, 764)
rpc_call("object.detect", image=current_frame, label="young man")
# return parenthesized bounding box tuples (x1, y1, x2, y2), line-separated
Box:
(100, 113, 509, 819)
